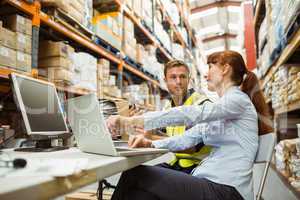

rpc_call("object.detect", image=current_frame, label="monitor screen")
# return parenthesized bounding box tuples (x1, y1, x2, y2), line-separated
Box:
(11, 74, 68, 135)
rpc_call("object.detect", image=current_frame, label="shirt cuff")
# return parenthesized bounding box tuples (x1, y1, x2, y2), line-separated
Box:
(152, 140, 166, 149)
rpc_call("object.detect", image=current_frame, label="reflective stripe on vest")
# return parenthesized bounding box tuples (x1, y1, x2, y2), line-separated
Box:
(164, 92, 212, 168)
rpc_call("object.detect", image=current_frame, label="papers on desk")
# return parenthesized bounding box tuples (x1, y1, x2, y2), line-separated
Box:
(4, 158, 89, 177)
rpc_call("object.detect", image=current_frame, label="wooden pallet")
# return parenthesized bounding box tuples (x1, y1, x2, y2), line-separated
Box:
(42, 7, 94, 42)
(93, 0, 120, 13)
(94, 36, 120, 56)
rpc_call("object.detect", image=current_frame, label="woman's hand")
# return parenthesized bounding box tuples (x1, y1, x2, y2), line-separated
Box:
(128, 134, 153, 148)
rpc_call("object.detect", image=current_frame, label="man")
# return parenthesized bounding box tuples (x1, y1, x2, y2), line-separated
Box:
(144, 60, 212, 174)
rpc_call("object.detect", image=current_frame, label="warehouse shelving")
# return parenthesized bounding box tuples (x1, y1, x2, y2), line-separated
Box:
(174, 0, 197, 48)
(121, 5, 173, 60)
(0, 0, 200, 97)
(270, 163, 300, 199)
(261, 29, 300, 90)
(157, 0, 187, 48)
(0, 0, 162, 94)
(274, 100, 300, 116)
(254, 0, 300, 196)
(156, 0, 195, 60)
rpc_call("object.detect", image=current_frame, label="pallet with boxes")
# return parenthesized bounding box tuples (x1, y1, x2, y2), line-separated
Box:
(92, 11, 122, 50)
(38, 40, 98, 92)
(0, 14, 32, 72)
(40, 0, 93, 28)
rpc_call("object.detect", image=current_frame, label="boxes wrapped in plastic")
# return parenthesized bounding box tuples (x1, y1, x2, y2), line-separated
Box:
(72, 52, 97, 91)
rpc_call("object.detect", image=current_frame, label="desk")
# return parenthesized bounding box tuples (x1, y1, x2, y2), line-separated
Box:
(0, 148, 165, 200)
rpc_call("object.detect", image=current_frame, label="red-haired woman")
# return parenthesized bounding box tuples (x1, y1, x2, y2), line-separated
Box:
(107, 50, 273, 200)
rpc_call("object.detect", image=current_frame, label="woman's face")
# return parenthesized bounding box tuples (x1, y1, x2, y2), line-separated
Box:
(205, 63, 224, 91)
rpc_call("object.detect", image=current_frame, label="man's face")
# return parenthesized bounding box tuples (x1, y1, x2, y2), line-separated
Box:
(165, 66, 190, 97)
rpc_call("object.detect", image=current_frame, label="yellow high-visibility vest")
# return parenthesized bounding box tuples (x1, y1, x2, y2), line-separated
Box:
(164, 92, 212, 168)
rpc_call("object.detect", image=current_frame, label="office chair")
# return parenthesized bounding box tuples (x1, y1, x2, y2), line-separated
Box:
(254, 133, 276, 200)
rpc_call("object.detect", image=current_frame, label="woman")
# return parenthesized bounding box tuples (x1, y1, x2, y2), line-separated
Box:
(108, 51, 273, 200)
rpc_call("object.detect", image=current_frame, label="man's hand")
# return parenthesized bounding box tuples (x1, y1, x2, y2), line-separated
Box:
(128, 134, 153, 148)
(106, 115, 145, 137)
(106, 115, 120, 137)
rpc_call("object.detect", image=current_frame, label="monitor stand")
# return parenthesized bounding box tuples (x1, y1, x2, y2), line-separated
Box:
(14, 139, 69, 152)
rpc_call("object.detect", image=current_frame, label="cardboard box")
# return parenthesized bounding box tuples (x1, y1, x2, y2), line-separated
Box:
(39, 67, 73, 83)
(123, 42, 136, 60)
(136, 44, 144, 64)
(69, 0, 84, 11)
(133, 0, 142, 17)
(16, 32, 32, 54)
(97, 59, 110, 80)
(0, 27, 16, 49)
(0, 45, 16, 68)
(16, 51, 31, 72)
(39, 56, 73, 70)
(123, 16, 134, 33)
(39, 41, 74, 58)
(3, 15, 32, 36)
(65, 4, 85, 24)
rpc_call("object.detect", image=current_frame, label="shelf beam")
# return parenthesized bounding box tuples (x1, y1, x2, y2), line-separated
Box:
(274, 101, 300, 116)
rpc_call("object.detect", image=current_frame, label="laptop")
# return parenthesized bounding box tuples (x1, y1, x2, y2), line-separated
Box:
(66, 93, 168, 157)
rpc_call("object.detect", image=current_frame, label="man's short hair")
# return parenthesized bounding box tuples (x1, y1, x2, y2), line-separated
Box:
(164, 60, 190, 77)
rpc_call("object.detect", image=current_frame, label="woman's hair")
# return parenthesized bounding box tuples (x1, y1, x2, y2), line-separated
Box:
(207, 50, 273, 135)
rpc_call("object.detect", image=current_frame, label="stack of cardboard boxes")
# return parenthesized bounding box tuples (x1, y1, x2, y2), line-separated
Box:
(172, 43, 184, 60)
(124, 0, 149, 25)
(123, 16, 136, 61)
(97, 58, 110, 98)
(38, 40, 74, 85)
(154, 16, 171, 53)
(136, 43, 146, 65)
(0, 14, 32, 72)
(142, 44, 165, 84)
(97, 58, 122, 98)
(287, 65, 300, 103)
(271, 66, 288, 109)
(92, 11, 122, 50)
(142, 0, 154, 31)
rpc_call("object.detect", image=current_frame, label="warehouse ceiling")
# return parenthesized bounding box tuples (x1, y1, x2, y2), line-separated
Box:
(190, 0, 244, 57)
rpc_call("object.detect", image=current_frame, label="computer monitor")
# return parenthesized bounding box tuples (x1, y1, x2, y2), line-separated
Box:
(10, 73, 71, 152)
